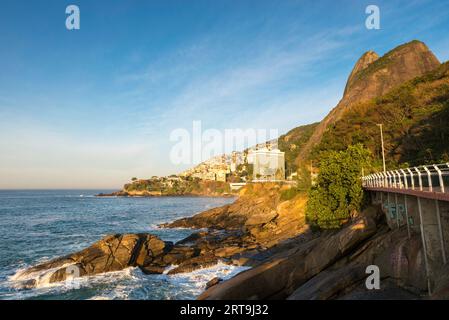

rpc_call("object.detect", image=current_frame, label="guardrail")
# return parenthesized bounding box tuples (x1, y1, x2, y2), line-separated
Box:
(362, 163, 449, 194)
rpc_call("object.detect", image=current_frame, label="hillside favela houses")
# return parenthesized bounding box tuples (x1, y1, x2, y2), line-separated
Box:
(100, 142, 290, 197)
(180, 143, 286, 184)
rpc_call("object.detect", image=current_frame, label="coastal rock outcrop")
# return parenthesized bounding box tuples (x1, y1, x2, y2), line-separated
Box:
(198, 204, 432, 300)
(286, 264, 367, 300)
(97, 178, 234, 198)
(198, 206, 381, 300)
(162, 183, 307, 247)
(206, 277, 222, 289)
(15, 184, 309, 288)
(13, 228, 264, 288)
(13, 233, 173, 287)
(287, 227, 427, 300)
(14, 188, 435, 300)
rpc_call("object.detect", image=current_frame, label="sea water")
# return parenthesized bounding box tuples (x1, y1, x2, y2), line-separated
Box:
(0, 190, 246, 300)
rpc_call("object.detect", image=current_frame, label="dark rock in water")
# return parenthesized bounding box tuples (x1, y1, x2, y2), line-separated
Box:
(167, 253, 221, 275)
(14, 233, 173, 287)
(15, 184, 311, 290)
(96, 191, 129, 197)
(160, 204, 240, 229)
(21, 279, 37, 290)
(206, 277, 222, 289)
(14, 228, 254, 288)
(175, 231, 207, 245)
(140, 265, 166, 275)
(160, 246, 200, 265)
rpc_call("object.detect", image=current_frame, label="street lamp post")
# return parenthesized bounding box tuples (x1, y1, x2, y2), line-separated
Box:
(377, 124, 386, 173)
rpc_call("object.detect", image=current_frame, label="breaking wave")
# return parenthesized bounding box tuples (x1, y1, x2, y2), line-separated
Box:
(0, 191, 237, 300)
(4, 261, 249, 300)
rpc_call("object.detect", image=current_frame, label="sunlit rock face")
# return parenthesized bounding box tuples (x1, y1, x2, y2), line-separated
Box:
(12, 234, 173, 288)
(298, 40, 440, 161)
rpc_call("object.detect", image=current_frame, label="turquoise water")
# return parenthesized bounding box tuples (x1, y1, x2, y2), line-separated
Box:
(0, 190, 243, 300)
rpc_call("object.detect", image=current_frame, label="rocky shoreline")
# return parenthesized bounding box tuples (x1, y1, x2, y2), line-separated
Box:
(97, 177, 235, 198)
(96, 190, 236, 198)
(14, 183, 449, 299)
(14, 184, 306, 289)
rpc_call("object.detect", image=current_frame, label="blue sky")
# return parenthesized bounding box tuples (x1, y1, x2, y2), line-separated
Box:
(1, 0, 449, 189)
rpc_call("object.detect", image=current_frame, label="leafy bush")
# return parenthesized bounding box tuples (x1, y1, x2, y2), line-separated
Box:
(306, 144, 371, 229)
(280, 187, 300, 201)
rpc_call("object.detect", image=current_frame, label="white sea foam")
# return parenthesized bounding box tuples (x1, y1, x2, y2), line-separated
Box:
(6, 261, 249, 300)
(154, 261, 250, 299)
(0, 191, 238, 300)
(90, 262, 249, 300)
(10, 262, 76, 289)
(6, 266, 139, 300)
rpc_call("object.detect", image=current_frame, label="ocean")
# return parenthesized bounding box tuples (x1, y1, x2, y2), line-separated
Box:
(0, 190, 246, 300)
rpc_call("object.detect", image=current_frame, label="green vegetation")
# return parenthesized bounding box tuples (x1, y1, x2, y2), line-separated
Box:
(311, 62, 449, 167)
(350, 40, 422, 87)
(278, 122, 319, 173)
(123, 177, 231, 196)
(287, 44, 448, 230)
(350, 54, 391, 86)
(295, 164, 313, 191)
(235, 163, 253, 181)
(280, 187, 301, 201)
(306, 144, 371, 229)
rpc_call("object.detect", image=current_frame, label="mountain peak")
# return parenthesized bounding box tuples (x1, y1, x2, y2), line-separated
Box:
(344, 50, 379, 96)
(384, 40, 430, 56)
(342, 40, 439, 103)
(297, 40, 440, 162)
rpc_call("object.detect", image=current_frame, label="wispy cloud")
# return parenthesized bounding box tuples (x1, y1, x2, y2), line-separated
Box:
(117, 25, 359, 138)
(3, 0, 449, 188)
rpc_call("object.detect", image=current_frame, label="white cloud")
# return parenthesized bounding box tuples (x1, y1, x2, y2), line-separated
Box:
(121, 26, 358, 137)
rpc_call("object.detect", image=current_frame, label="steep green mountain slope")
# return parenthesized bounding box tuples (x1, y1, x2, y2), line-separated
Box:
(312, 61, 449, 168)
(297, 40, 441, 164)
(278, 122, 319, 173)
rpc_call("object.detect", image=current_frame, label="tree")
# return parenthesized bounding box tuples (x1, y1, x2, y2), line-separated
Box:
(306, 144, 371, 229)
(295, 164, 312, 191)
(131, 177, 138, 182)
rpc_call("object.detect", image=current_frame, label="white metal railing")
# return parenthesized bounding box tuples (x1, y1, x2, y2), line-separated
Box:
(362, 163, 449, 194)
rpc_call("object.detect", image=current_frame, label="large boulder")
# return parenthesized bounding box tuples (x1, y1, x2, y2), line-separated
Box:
(13, 233, 173, 287)
(12, 228, 257, 288)
(198, 207, 379, 300)
(342, 225, 428, 294)
(287, 264, 367, 300)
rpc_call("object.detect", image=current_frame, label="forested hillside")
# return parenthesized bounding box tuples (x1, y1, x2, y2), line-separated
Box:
(312, 61, 449, 168)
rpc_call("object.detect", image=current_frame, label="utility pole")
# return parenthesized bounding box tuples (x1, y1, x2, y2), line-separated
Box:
(377, 124, 386, 172)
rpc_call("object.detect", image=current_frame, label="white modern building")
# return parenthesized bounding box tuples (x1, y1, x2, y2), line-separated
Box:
(248, 148, 285, 182)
